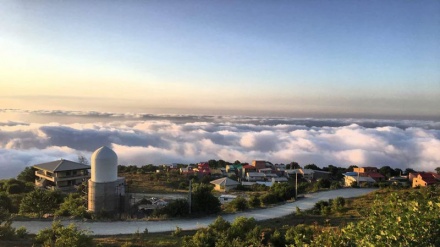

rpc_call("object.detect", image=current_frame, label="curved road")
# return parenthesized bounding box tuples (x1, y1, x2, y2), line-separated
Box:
(12, 188, 376, 235)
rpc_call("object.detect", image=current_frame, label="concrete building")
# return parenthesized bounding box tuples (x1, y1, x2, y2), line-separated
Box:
(252, 160, 267, 170)
(34, 159, 90, 192)
(88, 146, 126, 213)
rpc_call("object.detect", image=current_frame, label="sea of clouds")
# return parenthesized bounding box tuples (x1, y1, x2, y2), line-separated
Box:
(1, 109, 439, 179)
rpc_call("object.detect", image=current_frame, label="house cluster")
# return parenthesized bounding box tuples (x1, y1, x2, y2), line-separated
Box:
(210, 160, 333, 191)
(342, 167, 386, 187)
(343, 166, 440, 188)
(179, 162, 211, 176)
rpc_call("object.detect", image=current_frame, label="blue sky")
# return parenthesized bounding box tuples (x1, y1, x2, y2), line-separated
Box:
(1, 1, 439, 119)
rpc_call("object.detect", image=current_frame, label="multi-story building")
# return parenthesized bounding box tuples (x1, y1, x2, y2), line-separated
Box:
(34, 159, 90, 192)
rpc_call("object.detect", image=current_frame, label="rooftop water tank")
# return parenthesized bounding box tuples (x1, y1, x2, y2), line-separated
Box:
(91, 146, 118, 183)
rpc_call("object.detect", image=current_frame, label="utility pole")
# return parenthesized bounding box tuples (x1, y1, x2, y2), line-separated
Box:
(188, 180, 192, 214)
(357, 169, 360, 187)
(295, 170, 298, 199)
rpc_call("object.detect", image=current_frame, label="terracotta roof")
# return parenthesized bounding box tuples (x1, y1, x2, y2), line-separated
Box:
(367, 172, 385, 178)
(33, 159, 90, 172)
(418, 173, 439, 184)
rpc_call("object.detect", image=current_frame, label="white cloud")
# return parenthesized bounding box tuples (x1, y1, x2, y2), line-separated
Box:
(1, 110, 440, 178)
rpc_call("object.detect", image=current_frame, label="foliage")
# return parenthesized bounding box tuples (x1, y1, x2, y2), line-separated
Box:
(55, 193, 87, 218)
(35, 221, 93, 247)
(191, 183, 220, 215)
(171, 226, 182, 237)
(260, 193, 279, 205)
(154, 199, 189, 218)
(19, 189, 64, 218)
(304, 164, 321, 170)
(269, 229, 285, 247)
(379, 165, 399, 178)
(311, 197, 345, 215)
(330, 181, 342, 189)
(285, 224, 314, 246)
(182, 216, 274, 247)
(17, 166, 37, 183)
(249, 194, 261, 208)
(0, 192, 13, 213)
(1, 179, 33, 194)
(223, 196, 248, 212)
(0, 205, 26, 241)
(310, 186, 440, 246)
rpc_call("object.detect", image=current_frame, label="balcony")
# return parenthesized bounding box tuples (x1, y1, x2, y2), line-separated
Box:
(35, 170, 55, 182)
(56, 174, 90, 182)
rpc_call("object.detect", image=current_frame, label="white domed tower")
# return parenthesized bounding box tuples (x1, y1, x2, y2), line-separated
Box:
(88, 146, 125, 213)
(91, 146, 118, 183)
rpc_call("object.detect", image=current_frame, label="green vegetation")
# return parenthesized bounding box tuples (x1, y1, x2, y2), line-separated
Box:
(19, 189, 64, 218)
(17, 167, 37, 183)
(178, 186, 440, 247)
(55, 194, 88, 218)
(34, 221, 93, 247)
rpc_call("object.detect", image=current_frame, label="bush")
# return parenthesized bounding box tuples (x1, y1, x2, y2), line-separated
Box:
(249, 195, 261, 208)
(260, 193, 279, 205)
(224, 197, 248, 212)
(154, 199, 189, 218)
(34, 221, 93, 247)
(55, 194, 87, 218)
(311, 187, 440, 246)
(172, 226, 182, 237)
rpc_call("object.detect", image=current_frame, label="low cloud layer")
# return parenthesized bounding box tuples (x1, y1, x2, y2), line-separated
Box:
(1, 110, 439, 179)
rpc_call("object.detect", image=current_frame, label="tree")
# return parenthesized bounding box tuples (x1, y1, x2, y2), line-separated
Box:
(304, 164, 321, 170)
(3, 179, 33, 194)
(208, 160, 218, 169)
(404, 168, 416, 175)
(17, 166, 36, 183)
(0, 192, 13, 213)
(379, 166, 396, 178)
(347, 165, 358, 172)
(436, 167, 440, 175)
(154, 199, 189, 217)
(35, 221, 93, 247)
(290, 161, 300, 169)
(55, 194, 87, 218)
(19, 189, 63, 218)
(191, 183, 221, 214)
(77, 154, 89, 165)
(316, 178, 331, 189)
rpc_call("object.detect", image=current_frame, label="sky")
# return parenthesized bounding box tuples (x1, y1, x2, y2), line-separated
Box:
(1, 1, 439, 119)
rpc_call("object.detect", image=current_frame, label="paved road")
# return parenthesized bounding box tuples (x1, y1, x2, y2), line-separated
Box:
(12, 188, 376, 235)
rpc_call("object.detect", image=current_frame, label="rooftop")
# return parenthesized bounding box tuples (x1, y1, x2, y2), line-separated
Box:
(33, 159, 90, 172)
